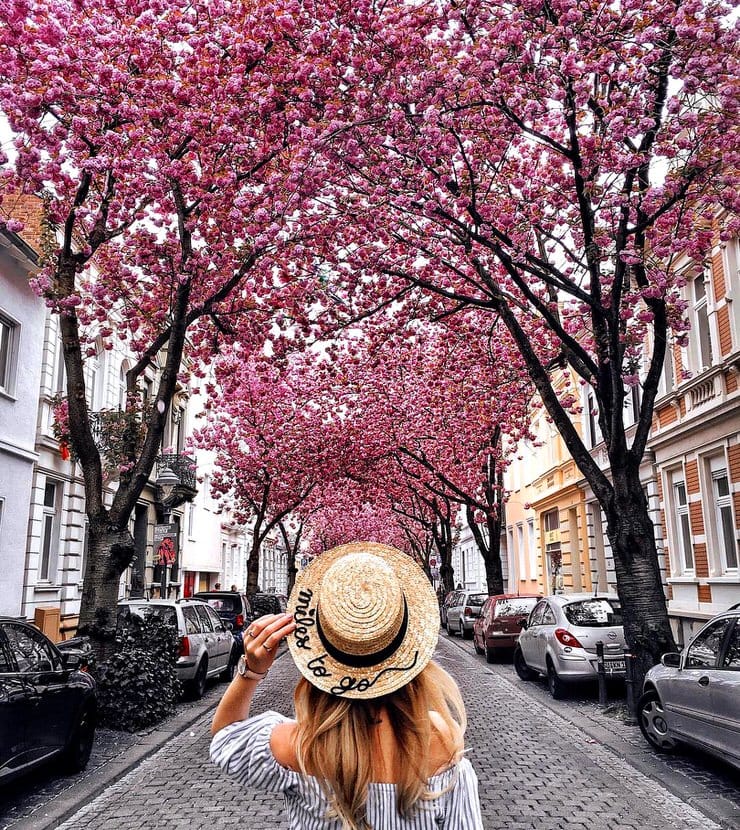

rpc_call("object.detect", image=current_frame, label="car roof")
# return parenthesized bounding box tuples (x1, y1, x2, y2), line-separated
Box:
(194, 591, 245, 597)
(488, 593, 541, 600)
(545, 593, 620, 605)
(117, 598, 208, 606)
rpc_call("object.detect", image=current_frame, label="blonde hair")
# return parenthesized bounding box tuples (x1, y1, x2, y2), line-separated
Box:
(292, 661, 466, 830)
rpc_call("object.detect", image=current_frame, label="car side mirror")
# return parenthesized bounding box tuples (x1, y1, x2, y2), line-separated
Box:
(661, 652, 681, 669)
(519, 619, 528, 630)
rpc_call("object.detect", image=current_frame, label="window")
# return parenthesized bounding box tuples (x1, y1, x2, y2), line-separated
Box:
(691, 271, 713, 371)
(118, 363, 128, 410)
(671, 476, 694, 572)
(4, 623, 62, 673)
(80, 521, 89, 584)
(686, 619, 732, 668)
(54, 333, 66, 394)
(710, 464, 738, 572)
(527, 518, 536, 576)
(0, 312, 19, 395)
(541, 604, 556, 625)
(563, 599, 622, 628)
(181, 606, 201, 634)
(516, 523, 525, 579)
(529, 601, 547, 627)
(39, 479, 61, 582)
(722, 622, 740, 669)
(194, 604, 213, 632)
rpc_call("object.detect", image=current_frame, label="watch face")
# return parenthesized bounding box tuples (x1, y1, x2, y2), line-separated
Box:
(237, 654, 247, 676)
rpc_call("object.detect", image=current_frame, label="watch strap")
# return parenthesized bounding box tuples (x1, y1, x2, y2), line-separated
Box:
(237, 654, 268, 681)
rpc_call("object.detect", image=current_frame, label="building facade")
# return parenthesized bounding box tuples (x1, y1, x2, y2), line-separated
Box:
(0, 199, 45, 616)
(504, 222, 740, 647)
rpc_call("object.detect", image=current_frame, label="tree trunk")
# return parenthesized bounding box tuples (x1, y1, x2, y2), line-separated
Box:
(246, 533, 262, 596)
(77, 522, 135, 662)
(466, 505, 504, 596)
(601, 463, 676, 684)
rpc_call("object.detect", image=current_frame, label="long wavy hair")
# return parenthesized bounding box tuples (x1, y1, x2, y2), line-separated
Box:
(292, 660, 466, 830)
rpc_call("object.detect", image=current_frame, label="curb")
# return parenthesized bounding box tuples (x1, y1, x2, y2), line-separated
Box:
(443, 630, 740, 830)
(7, 646, 290, 830)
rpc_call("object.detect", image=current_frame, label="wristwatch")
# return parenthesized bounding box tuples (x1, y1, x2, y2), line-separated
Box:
(237, 654, 268, 681)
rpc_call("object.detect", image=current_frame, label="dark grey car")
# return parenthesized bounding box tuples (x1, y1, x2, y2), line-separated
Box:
(638, 607, 740, 770)
(0, 617, 97, 784)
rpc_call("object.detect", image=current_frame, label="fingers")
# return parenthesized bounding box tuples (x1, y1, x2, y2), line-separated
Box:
(244, 613, 295, 674)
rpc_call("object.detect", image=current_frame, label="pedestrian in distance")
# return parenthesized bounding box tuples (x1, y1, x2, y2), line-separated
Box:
(211, 541, 483, 830)
(230, 584, 238, 592)
(214, 582, 221, 590)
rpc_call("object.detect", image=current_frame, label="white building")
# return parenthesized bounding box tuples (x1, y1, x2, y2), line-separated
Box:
(0, 201, 45, 616)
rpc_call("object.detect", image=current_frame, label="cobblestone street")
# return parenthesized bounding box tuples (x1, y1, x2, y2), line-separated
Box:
(34, 635, 734, 830)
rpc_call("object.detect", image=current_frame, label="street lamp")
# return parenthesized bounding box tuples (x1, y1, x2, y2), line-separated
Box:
(155, 465, 180, 599)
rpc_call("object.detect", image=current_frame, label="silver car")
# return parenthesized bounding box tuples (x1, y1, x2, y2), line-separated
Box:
(117, 598, 236, 699)
(445, 591, 489, 639)
(514, 594, 626, 698)
(638, 607, 740, 770)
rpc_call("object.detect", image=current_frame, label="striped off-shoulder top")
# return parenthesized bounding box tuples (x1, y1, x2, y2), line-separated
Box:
(210, 710, 484, 830)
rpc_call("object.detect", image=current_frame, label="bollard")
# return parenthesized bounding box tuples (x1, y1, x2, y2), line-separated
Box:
(623, 649, 638, 725)
(596, 640, 608, 707)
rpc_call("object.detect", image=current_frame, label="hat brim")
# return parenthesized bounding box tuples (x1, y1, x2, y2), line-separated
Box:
(287, 542, 440, 699)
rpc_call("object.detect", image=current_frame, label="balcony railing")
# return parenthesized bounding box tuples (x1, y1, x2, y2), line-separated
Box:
(156, 453, 197, 493)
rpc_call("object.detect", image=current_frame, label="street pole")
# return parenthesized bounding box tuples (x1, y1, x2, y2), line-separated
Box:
(160, 506, 170, 600)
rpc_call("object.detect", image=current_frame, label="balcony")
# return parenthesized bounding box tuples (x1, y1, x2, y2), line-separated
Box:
(156, 453, 198, 503)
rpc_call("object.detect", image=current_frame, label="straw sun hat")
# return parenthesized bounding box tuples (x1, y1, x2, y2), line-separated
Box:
(287, 542, 440, 700)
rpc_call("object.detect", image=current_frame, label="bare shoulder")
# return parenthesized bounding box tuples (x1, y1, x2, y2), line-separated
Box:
(269, 719, 299, 770)
(428, 710, 458, 773)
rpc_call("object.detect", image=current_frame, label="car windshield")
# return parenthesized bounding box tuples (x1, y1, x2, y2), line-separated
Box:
(563, 599, 622, 628)
(118, 604, 177, 628)
(494, 597, 539, 618)
(202, 596, 239, 613)
(468, 593, 488, 606)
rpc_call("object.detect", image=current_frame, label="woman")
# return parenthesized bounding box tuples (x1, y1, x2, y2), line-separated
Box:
(211, 542, 483, 830)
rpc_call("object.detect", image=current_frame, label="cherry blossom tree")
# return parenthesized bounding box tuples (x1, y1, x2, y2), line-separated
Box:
(0, 0, 341, 644)
(196, 351, 358, 595)
(309, 0, 739, 672)
(341, 316, 535, 595)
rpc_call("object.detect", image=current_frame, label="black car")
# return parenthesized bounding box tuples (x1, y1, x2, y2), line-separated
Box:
(193, 591, 253, 641)
(0, 617, 97, 784)
(250, 592, 288, 618)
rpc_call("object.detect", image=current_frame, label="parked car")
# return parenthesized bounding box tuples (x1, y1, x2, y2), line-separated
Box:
(514, 594, 626, 698)
(473, 594, 541, 662)
(117, 598, 236, 699)
(0, 617, 97, 784)
(638, 606, 740, 770)
(439, 592, 455, 627)
(193, 591, 253, 647)
(445, 590, 489, 639)
(250, 592, 288, 618)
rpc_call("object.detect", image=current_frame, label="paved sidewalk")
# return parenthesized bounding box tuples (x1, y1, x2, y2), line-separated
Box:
(39, 637, 729, 830)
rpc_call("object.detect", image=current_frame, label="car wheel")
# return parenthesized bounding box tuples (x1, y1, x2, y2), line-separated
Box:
(546, 659, 567, 700)
(638, 689, 678, 753)
(514, 647, 536, 681)
(220, 649, 238, 682)
(474, 638, 484, 655)
(485, 645, 498, 664)
(446, 620, 455, 636)
(60, 702, 96, 773)
(461, 622, 473, 640)
(188, 657, 208, 700)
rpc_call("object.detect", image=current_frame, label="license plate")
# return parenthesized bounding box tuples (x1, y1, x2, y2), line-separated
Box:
(604, 659, 625, 672)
